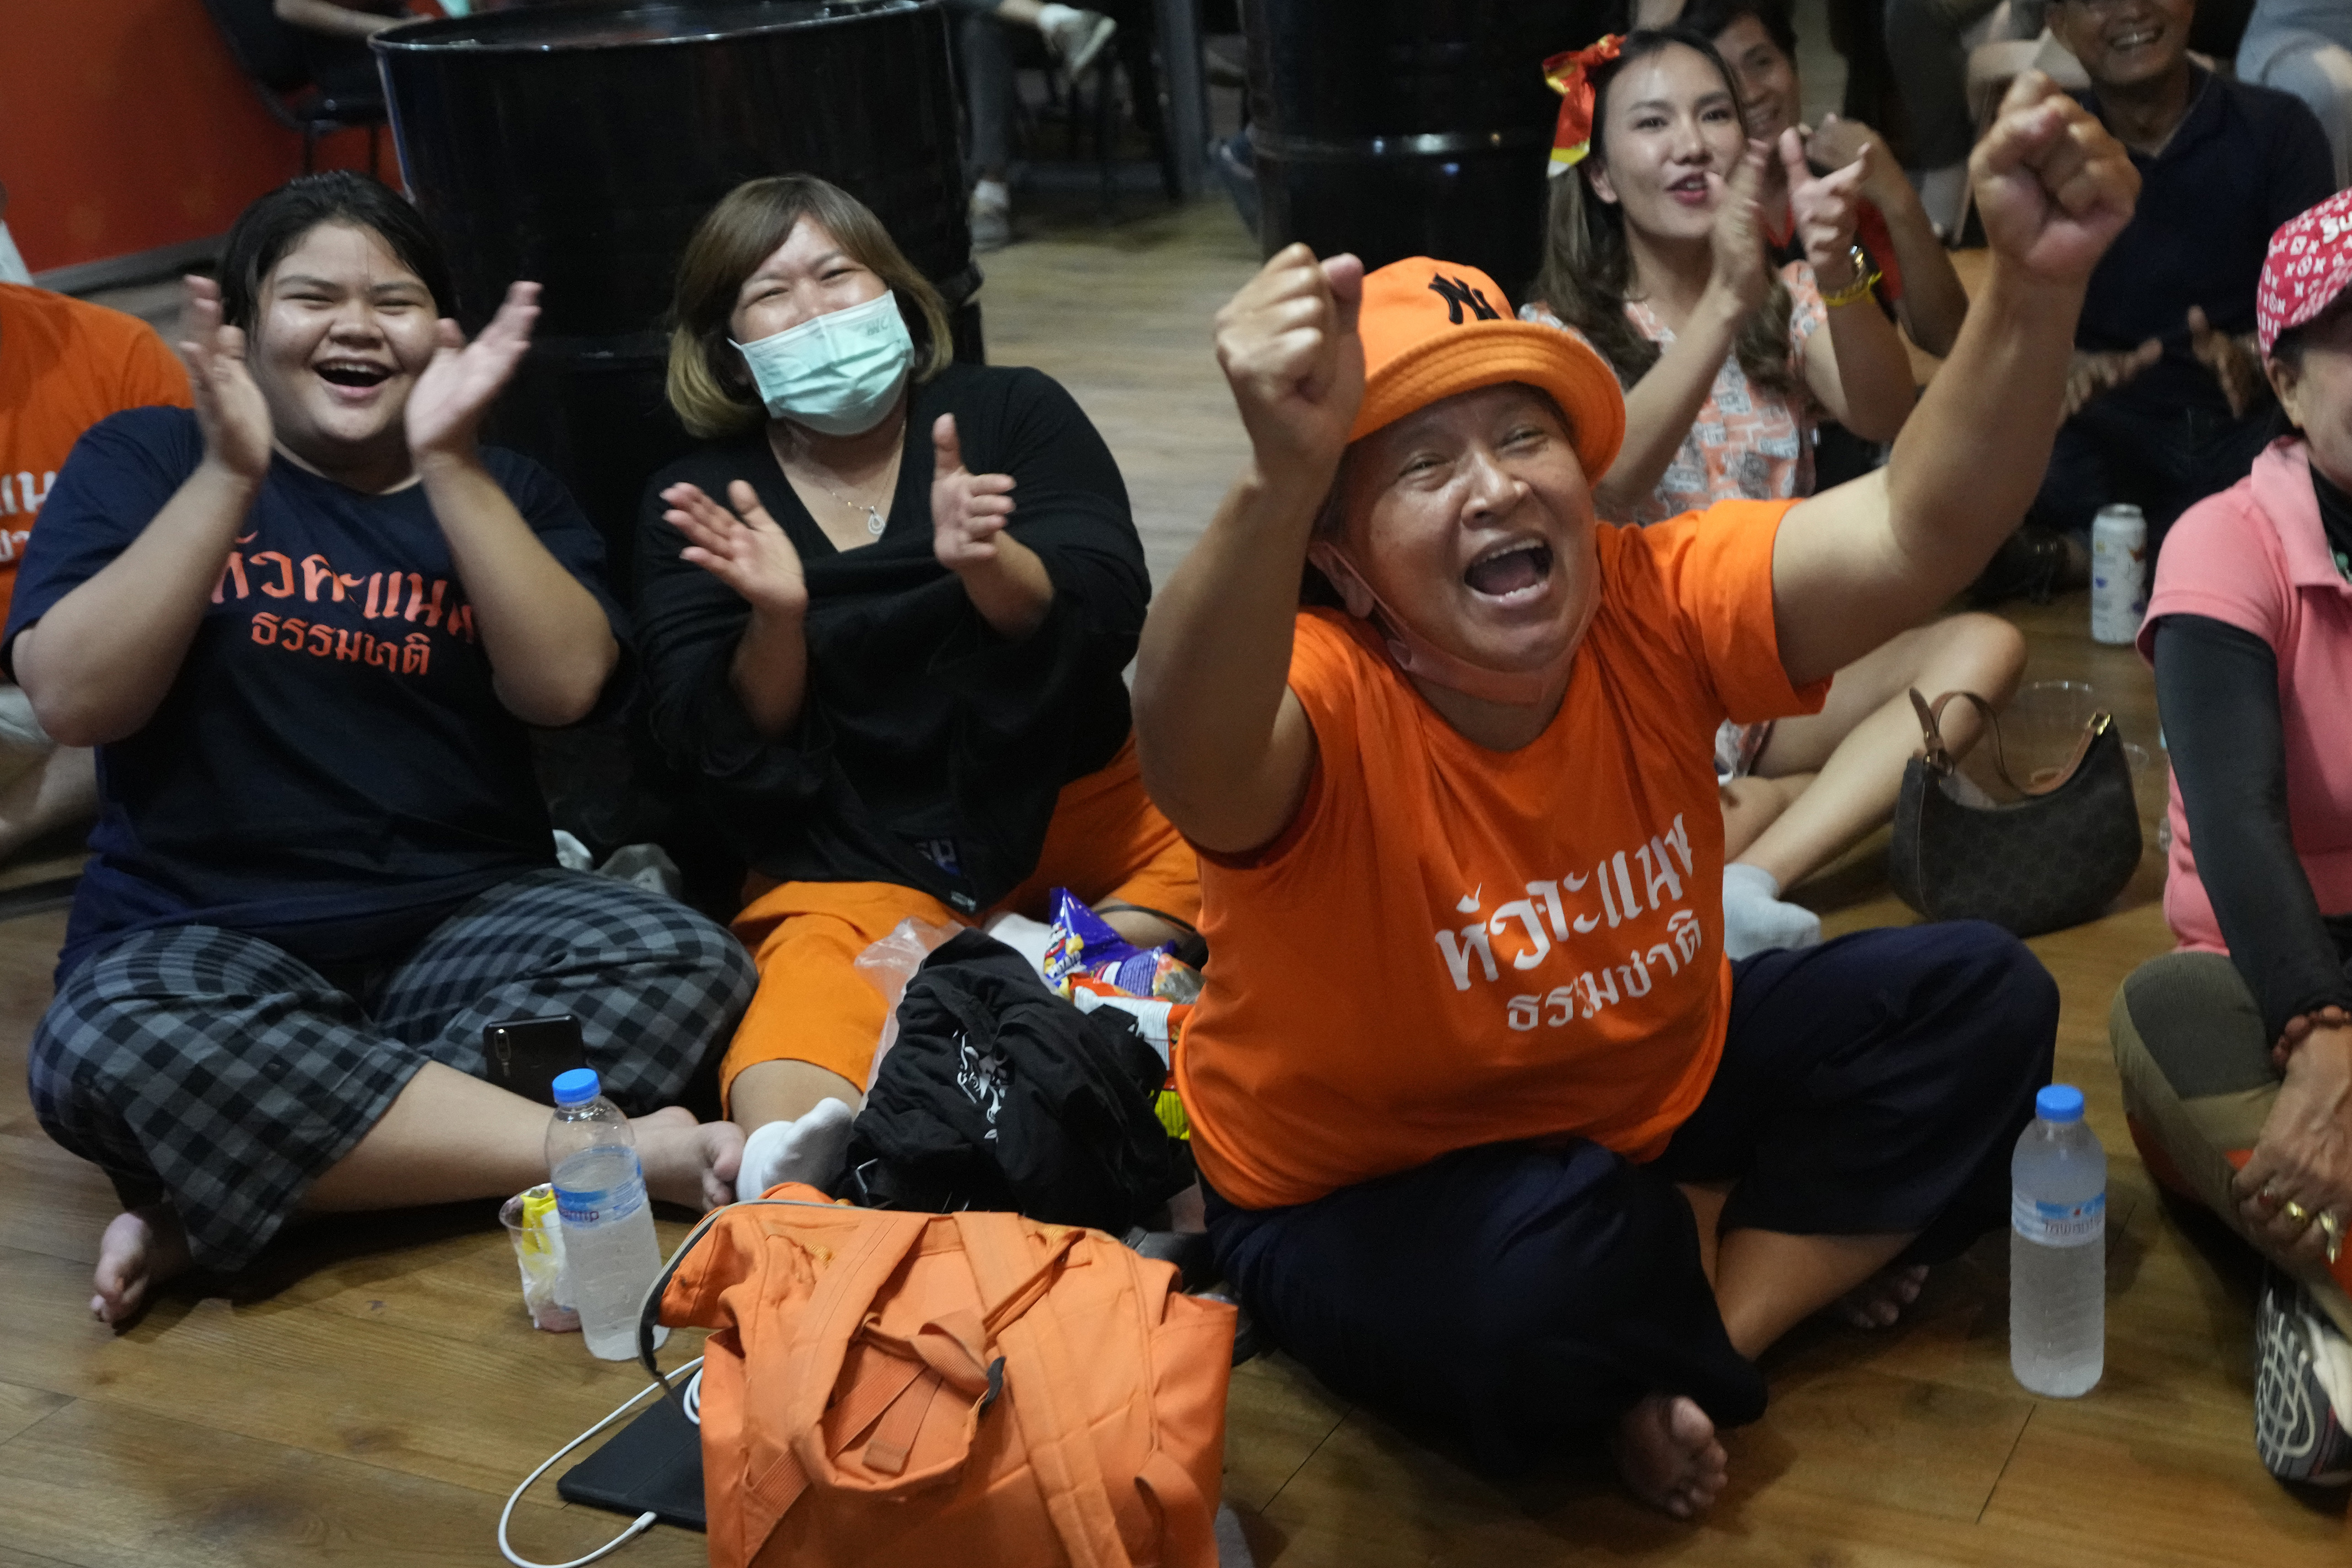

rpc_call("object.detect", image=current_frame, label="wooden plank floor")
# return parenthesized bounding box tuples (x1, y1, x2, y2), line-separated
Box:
(5, 195, 2345, 1564)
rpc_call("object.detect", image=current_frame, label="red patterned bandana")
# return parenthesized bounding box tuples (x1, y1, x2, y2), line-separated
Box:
(1544, 35, 1624, 179)
(2259, 188, 2352, 355)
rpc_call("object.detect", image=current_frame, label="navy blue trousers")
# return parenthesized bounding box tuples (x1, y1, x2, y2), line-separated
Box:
(2026, 395, 2282, 553)
(1204, 921, 2057, 1473)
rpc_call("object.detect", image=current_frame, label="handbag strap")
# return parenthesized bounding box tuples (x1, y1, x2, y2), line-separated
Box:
(1907, 688, 2110, 798)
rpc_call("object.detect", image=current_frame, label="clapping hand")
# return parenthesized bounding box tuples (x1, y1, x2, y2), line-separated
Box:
(2188, 305, 2267, 419)
(1970, 72, 2138, 288)
(407, 280, 540, 463)
(664, 479, 809, 619)
(177, 274, 272, 482)
(2061, 339, 2162, 420)
(1707, 142, 1773, 320)
(930, 414, 1018, 572)
(1214, 243, 1366, 485)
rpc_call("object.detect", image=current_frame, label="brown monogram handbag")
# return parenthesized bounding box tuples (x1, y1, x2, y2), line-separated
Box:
(1887, 689, 2143, 937)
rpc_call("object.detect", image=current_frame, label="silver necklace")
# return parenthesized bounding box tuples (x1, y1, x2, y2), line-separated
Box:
(773, 428, 895, 537)
(811, 476, 889, 536)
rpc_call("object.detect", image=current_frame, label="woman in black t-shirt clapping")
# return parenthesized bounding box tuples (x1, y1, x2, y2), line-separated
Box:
(2, 173, 755, 1323)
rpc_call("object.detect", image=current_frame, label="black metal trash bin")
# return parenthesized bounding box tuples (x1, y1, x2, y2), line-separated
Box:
(1244, 0, 1609, 301)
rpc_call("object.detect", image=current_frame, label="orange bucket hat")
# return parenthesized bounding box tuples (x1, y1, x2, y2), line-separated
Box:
(1349, 256, 1626, 480)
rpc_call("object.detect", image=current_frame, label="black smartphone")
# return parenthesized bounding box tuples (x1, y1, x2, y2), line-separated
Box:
(483, 1014, 588, 1106)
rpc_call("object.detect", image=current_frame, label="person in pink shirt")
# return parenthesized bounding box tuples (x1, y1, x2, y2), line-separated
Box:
(2112, 187, 2352, 1488)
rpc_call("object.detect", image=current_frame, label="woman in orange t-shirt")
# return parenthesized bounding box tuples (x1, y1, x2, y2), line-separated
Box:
(1136, 78, 2138, 1516)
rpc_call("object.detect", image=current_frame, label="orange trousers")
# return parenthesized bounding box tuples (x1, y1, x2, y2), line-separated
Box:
(721, 739, 1199, 1108)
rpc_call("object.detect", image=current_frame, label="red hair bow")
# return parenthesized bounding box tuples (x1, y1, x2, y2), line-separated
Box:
(1543, 35, 1624, 177)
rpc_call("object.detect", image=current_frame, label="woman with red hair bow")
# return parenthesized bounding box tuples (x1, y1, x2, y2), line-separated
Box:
(1529, 28, 2027, 961)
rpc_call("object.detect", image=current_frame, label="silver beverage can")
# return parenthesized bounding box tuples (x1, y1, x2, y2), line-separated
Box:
(2089, 503, 2148, 645)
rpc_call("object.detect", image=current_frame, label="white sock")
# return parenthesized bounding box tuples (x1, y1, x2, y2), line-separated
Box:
(1037, 3, 1079, 30)
(734, 1097, 856, 1203)
(1720, 863, 1822, 960)
(972, 177, 1010, 209)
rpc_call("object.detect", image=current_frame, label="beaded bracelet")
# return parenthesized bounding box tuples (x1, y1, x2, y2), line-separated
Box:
(1819, 245, 1882, 310)
(2272, 1004, 2352, 1072)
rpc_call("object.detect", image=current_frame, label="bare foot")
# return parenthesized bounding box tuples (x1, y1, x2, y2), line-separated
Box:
(633, 1106, 745, 1210)
(1610, 1393, 1727, 1519)
(91, 1204, 191, 1326)
(1834, 1263, 1928, 1329)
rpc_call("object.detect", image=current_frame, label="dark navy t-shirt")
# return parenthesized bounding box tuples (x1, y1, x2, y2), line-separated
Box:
(2074, 69, 2334, 417)
(0, 407, 626, 979)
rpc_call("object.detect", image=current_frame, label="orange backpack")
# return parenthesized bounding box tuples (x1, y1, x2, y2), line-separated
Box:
(644, 1187, 1235, 1568)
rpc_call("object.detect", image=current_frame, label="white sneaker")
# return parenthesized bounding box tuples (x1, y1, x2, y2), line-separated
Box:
(969, 187, 1011, 253)
(2255, 1270, 2352, 1486)
(1039, 4, 1117, 77)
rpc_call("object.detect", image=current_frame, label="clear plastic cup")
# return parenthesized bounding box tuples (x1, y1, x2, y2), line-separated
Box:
(499, 1185, 581, 1333)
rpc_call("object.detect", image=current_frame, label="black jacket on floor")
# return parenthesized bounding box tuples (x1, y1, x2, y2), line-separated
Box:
(838, 931, 1185, 1233)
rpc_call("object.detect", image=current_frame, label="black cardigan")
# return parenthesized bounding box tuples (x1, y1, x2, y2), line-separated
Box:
(634, 363, 1149, 913)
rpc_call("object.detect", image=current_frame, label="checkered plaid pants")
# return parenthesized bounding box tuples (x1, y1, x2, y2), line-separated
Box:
(28, 868, 756, 1271)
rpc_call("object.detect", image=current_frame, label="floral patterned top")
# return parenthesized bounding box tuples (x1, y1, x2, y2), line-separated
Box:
(1521, 262, 1826, 526)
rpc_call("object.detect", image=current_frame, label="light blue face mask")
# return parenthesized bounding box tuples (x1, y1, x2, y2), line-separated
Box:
(731, 289, 915, 437)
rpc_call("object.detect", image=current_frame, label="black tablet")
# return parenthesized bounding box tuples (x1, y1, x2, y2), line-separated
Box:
(555, 1391, 706, 1530)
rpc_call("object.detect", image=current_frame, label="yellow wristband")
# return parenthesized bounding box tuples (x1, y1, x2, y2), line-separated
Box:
(1820, 244, 1882, 309)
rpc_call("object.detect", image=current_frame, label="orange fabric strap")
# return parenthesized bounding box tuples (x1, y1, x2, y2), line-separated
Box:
(956, 1213, 1136, 1568)
(1136, 1448, 1218, 1568)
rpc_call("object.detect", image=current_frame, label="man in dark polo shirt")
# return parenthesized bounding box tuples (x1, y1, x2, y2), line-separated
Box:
(1978, 0, 2334, 600)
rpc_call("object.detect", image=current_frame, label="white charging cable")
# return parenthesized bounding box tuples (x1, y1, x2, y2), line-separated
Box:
(497, 1360, 705, 1568)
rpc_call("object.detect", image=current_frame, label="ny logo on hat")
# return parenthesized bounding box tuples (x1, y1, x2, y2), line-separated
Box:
(1427, 274, 1502, 325)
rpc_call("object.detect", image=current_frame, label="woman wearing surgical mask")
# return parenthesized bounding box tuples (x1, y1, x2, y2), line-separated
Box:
(637, 176, 1199, 1202)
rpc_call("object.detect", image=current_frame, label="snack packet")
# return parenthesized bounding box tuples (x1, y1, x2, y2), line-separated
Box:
(1043, 888, 1203, 1003)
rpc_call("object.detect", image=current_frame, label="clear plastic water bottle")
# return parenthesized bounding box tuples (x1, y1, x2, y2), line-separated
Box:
(2010, 1083, 2106, 1397)
(546, 1069, 669, 1361)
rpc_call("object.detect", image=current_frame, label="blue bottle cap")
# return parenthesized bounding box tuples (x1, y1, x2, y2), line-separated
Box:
(552, 1068, 601, 1107)
(2036, 1084, 2085, 1123)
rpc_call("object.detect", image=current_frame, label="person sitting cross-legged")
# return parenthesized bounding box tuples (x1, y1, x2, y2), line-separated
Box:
(2110, 187, 2352, 1488)
(4, 173, 756, 1325)
(1132, 71, 2134, 1516)
(633, 176, 1197, 1204)
(1981, 0, 2336, 598)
